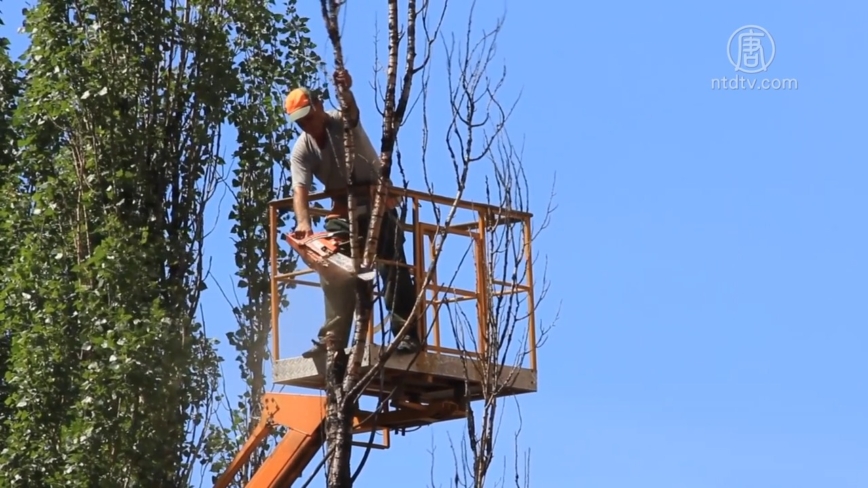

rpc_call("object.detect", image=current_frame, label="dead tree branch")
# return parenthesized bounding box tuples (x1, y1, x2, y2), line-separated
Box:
(432, 5, 557, 487)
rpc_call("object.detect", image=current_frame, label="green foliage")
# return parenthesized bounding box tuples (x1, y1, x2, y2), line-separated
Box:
(204, 0, 325, 484)
(0, 0, 304, 485)
(0, 0, 234, 482)
(0, 5, 23, 450)
(0, 0, 325, 484)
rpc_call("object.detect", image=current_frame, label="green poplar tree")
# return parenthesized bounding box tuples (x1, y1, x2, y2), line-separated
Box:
(0, 0, 321, 486)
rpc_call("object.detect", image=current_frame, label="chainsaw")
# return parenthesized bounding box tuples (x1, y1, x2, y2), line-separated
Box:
(285, 230, 376, 284)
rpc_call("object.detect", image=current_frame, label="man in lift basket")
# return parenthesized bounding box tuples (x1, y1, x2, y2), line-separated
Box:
(284, 68, 420, 357)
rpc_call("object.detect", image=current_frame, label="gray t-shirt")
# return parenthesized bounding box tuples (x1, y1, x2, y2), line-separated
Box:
(290, 109, 383, 193)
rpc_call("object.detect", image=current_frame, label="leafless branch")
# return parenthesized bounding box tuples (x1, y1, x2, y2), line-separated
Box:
(419, 5, 556, 487)
(443, 123, 557, 484)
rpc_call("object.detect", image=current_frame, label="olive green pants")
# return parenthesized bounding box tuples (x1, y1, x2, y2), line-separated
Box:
(316, 208, 419, 348)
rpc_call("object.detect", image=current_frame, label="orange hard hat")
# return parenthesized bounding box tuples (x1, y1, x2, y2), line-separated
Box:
(285, 88, 317, 121)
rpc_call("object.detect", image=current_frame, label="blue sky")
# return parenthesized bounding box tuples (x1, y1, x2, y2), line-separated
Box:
(3, 0, 868, 487)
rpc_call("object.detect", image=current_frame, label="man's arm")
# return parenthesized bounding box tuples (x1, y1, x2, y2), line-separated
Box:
(290, 143, 314, 236)
(352, 118, 391, 182)
(351, 118, 401, 208)
(334, 69, 360, 128)
(340, 88, 360, 129)
(293, 184, 312, 233)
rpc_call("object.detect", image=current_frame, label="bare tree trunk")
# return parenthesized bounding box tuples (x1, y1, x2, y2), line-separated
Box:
(318, 1, 363, 483)
(324, 332, 353, 487)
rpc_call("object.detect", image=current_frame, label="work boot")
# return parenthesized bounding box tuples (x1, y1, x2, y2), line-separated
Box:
(389, 312, 421, 354)
(307, 313, 350, 360)
(301, 339, 326, 358)
(395, 336, 420, 354)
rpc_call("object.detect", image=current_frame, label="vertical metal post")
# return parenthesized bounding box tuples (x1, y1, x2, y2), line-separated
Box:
(428, 233, 441, 351)
(269, 203, 280, 362)
(413, 197, 426, 347)
(522, 216, 537, 371)
(475, 213, 489, 357)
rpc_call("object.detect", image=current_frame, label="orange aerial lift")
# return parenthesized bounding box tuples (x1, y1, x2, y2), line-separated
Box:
(213, 186, 539, 487)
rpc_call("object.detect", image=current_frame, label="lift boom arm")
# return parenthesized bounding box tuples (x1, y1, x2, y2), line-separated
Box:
(213, 394, 327, 488)
(213, 392, 468, 488)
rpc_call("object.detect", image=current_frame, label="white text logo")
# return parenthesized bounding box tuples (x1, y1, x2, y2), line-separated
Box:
(712, 25, 796, 91)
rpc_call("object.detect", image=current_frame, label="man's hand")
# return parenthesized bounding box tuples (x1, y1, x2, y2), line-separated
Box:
(293, 222, 313, 239)
(334, 68, 353, 90)
(293, 223, 312, 239)
(333, 68, 359, 127)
